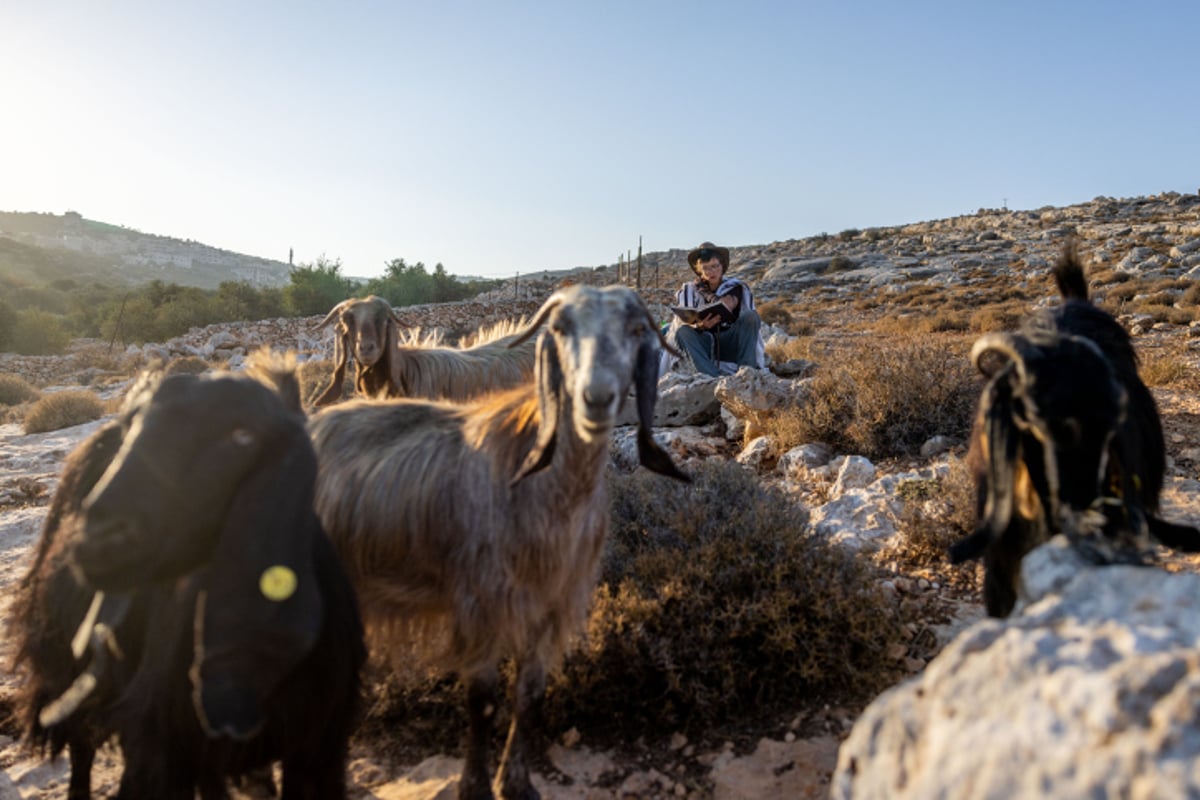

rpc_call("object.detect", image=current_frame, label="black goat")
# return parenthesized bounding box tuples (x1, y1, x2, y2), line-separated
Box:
(950, 245, 1200, 616)
(8, 359, 366, 799)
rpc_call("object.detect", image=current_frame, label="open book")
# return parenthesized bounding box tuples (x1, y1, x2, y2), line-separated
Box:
(671, 301, 735, 326)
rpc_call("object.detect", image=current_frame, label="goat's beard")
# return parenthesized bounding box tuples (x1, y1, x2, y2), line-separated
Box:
(572, 411, 613, 444)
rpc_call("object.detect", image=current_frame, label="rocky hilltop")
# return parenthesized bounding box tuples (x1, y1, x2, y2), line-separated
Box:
(0, 210, 293, 290)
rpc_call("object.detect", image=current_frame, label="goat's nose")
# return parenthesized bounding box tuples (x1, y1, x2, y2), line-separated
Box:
(583, 386, 615, 410)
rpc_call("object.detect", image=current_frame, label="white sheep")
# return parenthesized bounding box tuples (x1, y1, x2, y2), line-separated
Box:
(313, 295, 536, 405)
(308, 285, 688, 800)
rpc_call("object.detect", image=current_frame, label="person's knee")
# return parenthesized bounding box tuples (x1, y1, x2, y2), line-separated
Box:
(676, 326, 707, 349)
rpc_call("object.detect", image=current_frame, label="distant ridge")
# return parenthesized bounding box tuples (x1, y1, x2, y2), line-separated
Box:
(0, 210, 292, 290)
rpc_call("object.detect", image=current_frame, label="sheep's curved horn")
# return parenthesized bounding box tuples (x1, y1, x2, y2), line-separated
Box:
(508, 292, 566, 349)
(315, 300, 353, 331)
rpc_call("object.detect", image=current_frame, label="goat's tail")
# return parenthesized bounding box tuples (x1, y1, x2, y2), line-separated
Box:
(1053, 241, 1090, 302)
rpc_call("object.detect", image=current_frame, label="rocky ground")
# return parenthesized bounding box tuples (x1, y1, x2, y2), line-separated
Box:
(2, 190, 1200, 798)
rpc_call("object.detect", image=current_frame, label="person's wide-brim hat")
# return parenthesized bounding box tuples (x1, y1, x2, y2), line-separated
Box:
(687, 242, 730, 270)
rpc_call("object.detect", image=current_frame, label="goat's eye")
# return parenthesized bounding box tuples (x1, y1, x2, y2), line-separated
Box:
(230, 429, 255, 447)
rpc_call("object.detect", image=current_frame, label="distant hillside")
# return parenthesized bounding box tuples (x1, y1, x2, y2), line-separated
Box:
(0, 211, 292, 290)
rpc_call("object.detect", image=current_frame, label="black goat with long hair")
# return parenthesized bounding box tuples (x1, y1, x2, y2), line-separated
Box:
(7, 355, 366, 799)
(950, 244, 1200, 616)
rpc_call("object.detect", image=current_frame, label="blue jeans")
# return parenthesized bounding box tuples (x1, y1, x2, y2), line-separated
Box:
(672, 309, 762, 377)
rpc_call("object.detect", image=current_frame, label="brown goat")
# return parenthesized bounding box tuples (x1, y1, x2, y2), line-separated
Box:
(308, 285, 689, 800)
(312, 295, 536, 406)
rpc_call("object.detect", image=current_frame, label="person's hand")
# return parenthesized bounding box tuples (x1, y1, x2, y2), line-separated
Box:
(697, 312, 721, 330)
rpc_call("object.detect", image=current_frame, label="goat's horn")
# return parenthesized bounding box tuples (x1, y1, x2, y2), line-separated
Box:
(508, 292, 566, 349)
(315, 300, 351, 331)
(970, 333, 1030, 384)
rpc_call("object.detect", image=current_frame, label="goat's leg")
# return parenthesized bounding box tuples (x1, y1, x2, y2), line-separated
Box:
(496, 654, 546, 800)
(460, 667, 500, 800)
(65, 735, 95, 800)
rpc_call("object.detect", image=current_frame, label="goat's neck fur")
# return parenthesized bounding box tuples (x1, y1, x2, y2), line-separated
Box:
(355, 349, 395, 400)
(462, 386, 608, 504)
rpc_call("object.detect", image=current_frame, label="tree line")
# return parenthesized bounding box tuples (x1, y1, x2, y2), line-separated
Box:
(0, 256, 503, 355)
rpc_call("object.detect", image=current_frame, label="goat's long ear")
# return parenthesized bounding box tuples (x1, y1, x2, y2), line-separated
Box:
(313, 332, 349, 407)
(652, 315, 682, 358)
(508, 292, 565, 349)
(192, 427, 324, 739)
(634, 327, 690, 482)
(512, 332, 561, 485)
(949, 371, 1020, 563)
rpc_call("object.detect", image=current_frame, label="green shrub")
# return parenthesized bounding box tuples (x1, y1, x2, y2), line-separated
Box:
(23, 390, 106, 433)
(0, 300, 16, 349)
(0, 374, 41, 406)
(9, 285, 71, 314)
(546, 461, 907, 733)
(8, 309, 72, 355)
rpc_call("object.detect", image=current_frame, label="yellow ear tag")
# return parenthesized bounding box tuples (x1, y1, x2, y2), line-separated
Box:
(259, 565, 298, 602)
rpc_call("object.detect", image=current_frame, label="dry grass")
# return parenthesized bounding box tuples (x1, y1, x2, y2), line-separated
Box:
(0, 374, 41, 407)
(163, 355, 211, 376)
(879, 457, 981, 591)
(70, 343, 140, 374)
(766, 336, 980, 460)
(1140, 342, 1200, 390)
(22, 390, 106, 434)
(296, 358, 353, 407)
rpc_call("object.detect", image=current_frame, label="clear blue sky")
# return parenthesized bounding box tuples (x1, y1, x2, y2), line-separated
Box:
(3, 1, 1198, 280)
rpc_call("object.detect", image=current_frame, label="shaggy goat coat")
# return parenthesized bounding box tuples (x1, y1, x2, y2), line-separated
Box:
(951, 246, 1200, 616)
(314, 294, 536, 405)
(9, 362, 366, 799)
(307, 285, 689, 800)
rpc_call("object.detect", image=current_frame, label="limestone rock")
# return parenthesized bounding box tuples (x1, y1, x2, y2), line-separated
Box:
(833, 547, 1200, 799)
(776, 443, 834, 476)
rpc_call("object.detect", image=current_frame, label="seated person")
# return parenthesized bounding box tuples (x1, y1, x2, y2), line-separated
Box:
(662, 241, 765, 377)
